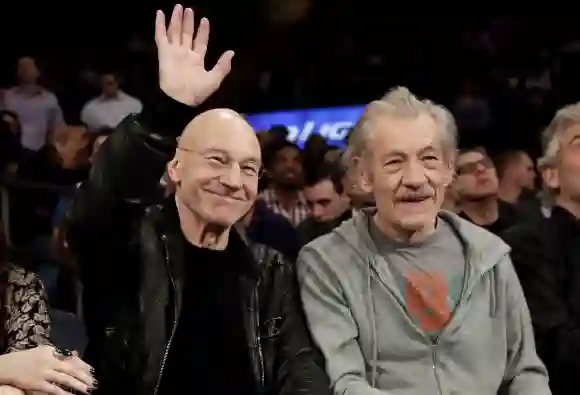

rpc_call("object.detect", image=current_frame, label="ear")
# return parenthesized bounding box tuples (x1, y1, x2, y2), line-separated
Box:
(360, 163, 373, 194)
(167, 157, 181, 184)
(442, 155, 455, 187)
(543, 166, 559, 190)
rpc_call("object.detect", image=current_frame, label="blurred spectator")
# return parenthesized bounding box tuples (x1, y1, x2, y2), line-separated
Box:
(260, 140, 308, 226)
(456, 147, 522, 235)
(2, 57, 64, 152)
(80, 71, 142, 130)
(297, 160, 351, 244)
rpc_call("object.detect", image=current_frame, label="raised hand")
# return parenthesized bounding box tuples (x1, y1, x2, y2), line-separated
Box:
(155, 4, 235, 106)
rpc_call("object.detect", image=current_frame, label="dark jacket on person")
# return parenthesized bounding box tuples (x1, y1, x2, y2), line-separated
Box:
(247, 199, 302, 262)
(66, 91, 330, 395)
(503, 205, 580, 395)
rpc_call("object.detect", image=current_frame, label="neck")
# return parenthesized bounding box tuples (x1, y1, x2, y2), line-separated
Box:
(273, 184, 299, 209)
(19, 83, 38, 92)
(556, 195, 580, 220)
(175, 196, 230, 250)
(497, 182, 522, 204)
(441, 198, 458, 213)
(462, 196, 499, 225)
(373, 212, 437, 244)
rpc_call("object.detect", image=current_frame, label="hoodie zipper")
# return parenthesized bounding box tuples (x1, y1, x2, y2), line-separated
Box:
(153, 234, 179, 395)
(430, 260, 491, 395)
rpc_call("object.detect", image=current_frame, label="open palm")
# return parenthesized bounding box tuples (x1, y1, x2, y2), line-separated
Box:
(155, 5, 234, 106)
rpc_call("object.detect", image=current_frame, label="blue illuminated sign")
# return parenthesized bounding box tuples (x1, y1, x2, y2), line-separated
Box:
(245, 105, 365, 149)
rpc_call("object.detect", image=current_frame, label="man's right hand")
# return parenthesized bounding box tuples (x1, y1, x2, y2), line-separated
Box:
(155, 4, 234, 107)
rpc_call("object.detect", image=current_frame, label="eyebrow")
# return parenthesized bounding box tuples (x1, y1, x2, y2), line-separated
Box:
(380, 145, 438, 159)
(203, 148, 261, 164)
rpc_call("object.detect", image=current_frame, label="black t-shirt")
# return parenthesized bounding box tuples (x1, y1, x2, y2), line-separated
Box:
(158, 241, 256, 395)
(460, 200, 522, 236)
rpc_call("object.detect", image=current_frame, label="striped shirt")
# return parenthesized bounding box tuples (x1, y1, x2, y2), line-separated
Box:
(259, 188, 310, 227)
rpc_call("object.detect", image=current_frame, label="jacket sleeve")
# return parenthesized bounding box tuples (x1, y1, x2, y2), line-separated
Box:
(67, 90, 196, 249)
(500, 255, 552, 395)
(66, 91, 197, 338)
(271, 251, 331, 395)
(297, 246, 391, 395)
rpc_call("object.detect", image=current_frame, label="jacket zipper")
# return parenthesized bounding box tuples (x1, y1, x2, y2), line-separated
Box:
(153, 234, 179, 395)
(255, 287, 265, 386)
(430, 261, 487, 395)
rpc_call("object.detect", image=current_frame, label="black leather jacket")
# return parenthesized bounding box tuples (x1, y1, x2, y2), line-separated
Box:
(67, 92, 329, 395)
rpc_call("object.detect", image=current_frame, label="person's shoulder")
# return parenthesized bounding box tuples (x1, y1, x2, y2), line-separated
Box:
(6, 265, 43, 289)
(502, 218, 547, 248)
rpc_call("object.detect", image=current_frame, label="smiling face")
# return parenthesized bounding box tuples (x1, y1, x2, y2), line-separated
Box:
(168, 109, 262, 227)
(361, 113, 453, 237)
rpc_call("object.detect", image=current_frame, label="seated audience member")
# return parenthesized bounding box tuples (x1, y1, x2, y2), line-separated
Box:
(259, 140, 309, 226)
(0, 231, 94, 394)
(495, 149, 543, 222)
(297, 160, 351, 244)
(455, 146, 523, 235)
(504, 102, 580, 395)
(299, 87, 549, 394)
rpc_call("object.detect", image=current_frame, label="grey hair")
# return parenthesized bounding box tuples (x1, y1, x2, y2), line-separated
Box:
(343, 86, 457, 173)
(539, 102, 580, 168)
(537, 102, 580, 198)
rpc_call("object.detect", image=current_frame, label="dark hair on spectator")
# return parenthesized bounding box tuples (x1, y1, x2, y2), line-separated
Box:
(262, 139, 301, 170)
(304, 159, 346, 195)
(493, 150, 526, 179)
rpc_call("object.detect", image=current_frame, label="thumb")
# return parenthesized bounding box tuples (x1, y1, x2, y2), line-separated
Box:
(210, 50, 235, 81)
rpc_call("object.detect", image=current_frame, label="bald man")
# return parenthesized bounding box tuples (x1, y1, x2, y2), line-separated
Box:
(67, 5, 329, 395)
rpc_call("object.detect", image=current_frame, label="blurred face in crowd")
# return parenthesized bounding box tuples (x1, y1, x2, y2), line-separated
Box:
(17, 57, 40, 85)
(545, 124, 580, 205)
(504, 151, 536, 190)
(101, 73, 120, 97)
(304, 179, 350, 222)
(269, 146, 303, 189)
(169, 109, 261, 227)
(455, 149, 499, 201)
(361, 113, 453, 236)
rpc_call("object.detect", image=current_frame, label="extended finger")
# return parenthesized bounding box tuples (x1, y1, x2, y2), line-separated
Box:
(193, 17, 210, 58)
(36, 380, 74, 395)
(46, 370, 91, 394)
(167, 4, 183, 44)
(154, 10, 167, 46)
(68, 356, 94, 377)
(182, 8, 195, 49)
(55, 361, 94, 388)
(210, 50, 235, 80)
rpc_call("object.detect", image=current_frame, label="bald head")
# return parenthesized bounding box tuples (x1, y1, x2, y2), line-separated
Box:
(169, 108, 262, 229)
(180, 108, 257, 149)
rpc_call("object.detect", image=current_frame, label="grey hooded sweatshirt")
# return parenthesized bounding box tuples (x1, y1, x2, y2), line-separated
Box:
(297, 210, 550, 395)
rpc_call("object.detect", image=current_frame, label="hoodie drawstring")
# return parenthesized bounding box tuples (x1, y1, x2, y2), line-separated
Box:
(367, 258, 378, 388)
(489, 266, 498, 317)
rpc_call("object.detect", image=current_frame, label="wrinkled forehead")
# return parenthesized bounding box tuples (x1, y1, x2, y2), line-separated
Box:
(188, 125, 261, 163)
(369, 113, 443, 156)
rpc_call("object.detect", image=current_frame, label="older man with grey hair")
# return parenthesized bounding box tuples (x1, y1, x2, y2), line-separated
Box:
(298, 87, 550, 395)
(504, 102, 580, 395)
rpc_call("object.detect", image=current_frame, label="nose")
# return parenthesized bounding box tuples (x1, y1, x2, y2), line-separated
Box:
(401, 160, 428, 188)
(312, 204, 325, 220)
(220, 163, 243, 189)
